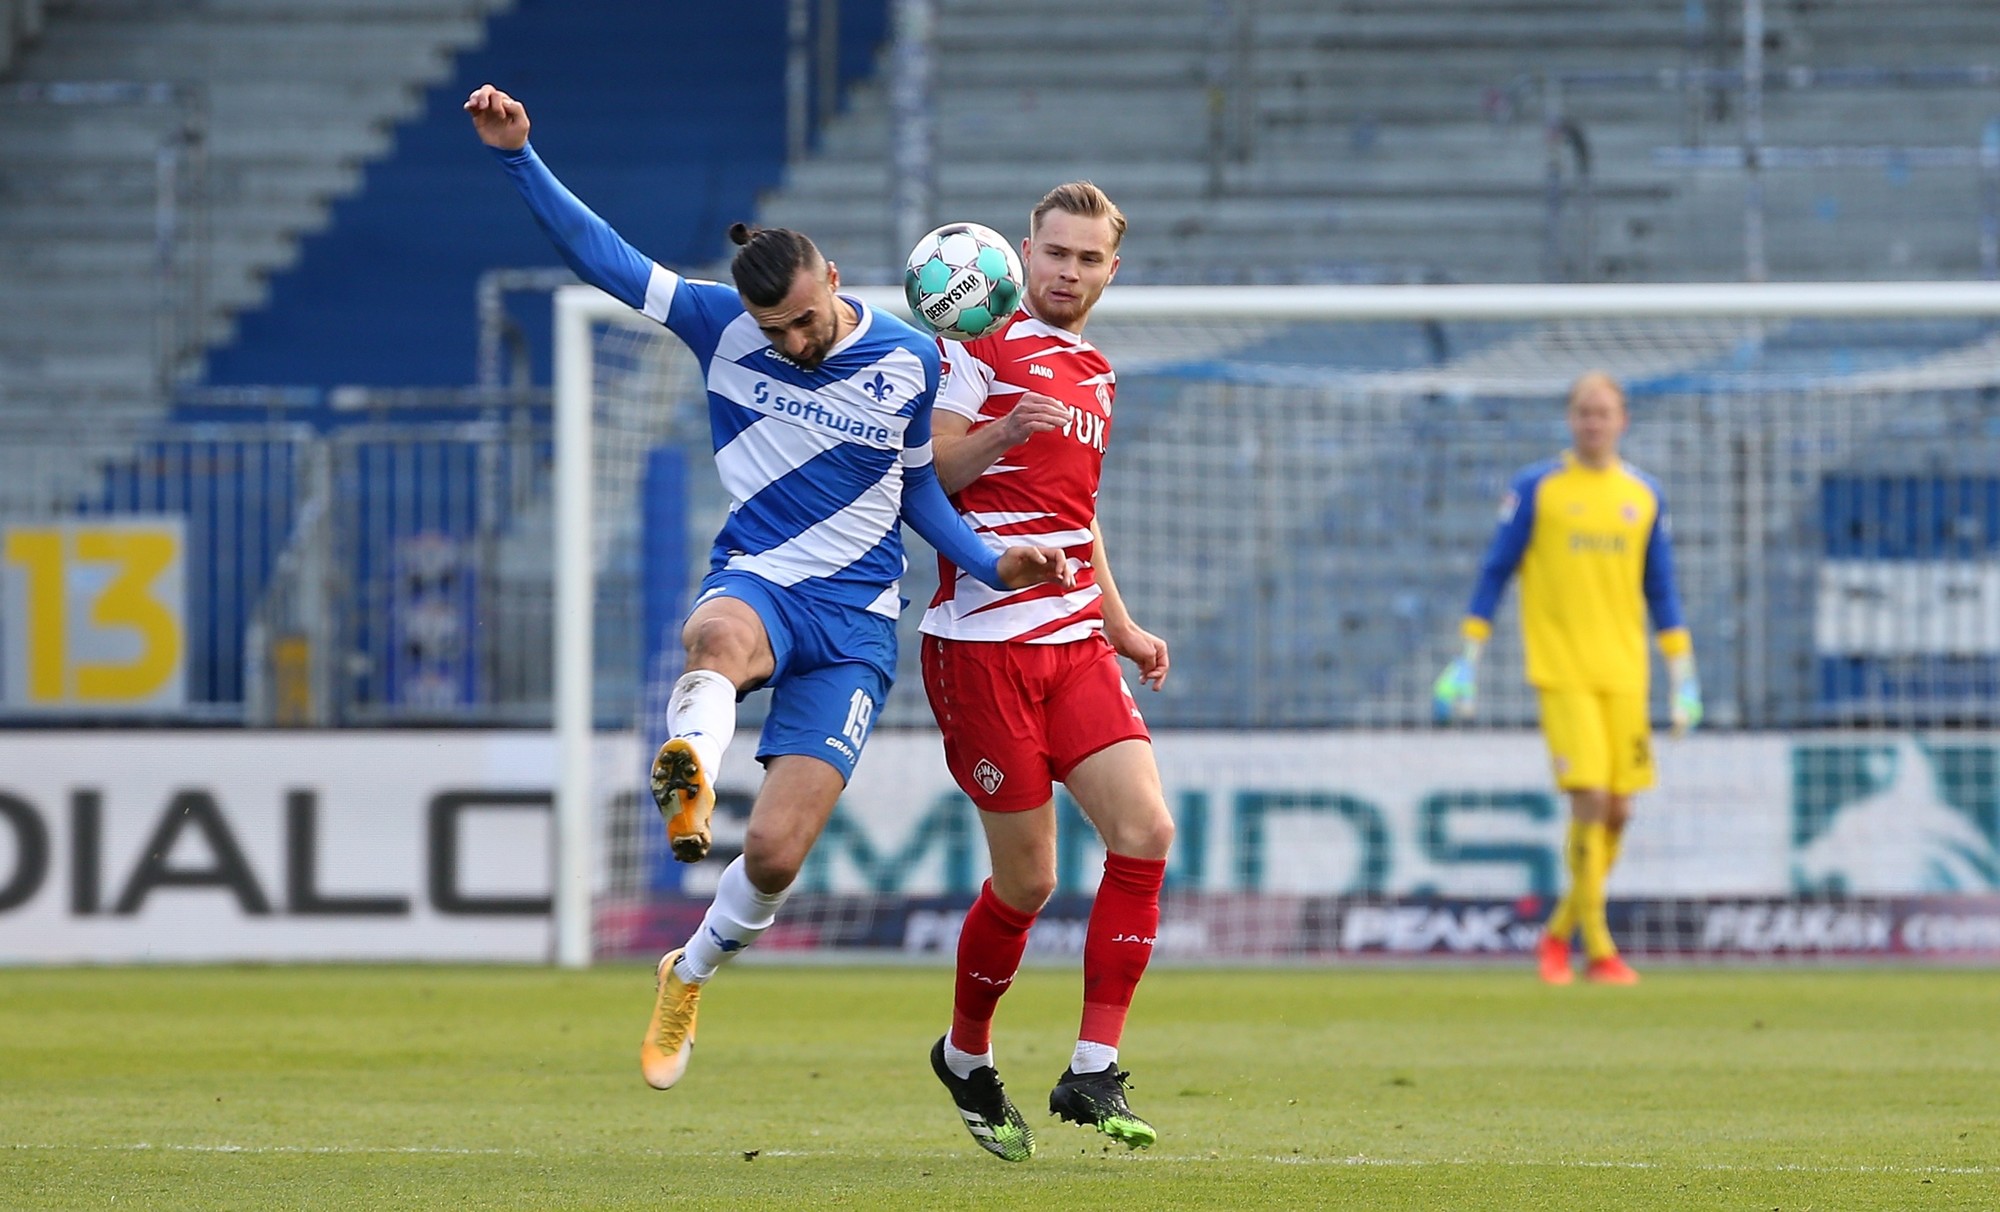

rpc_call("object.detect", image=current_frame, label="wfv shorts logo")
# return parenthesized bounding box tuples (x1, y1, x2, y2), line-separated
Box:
(1792, 738, 2000, 894)
(972, 759, 1004, 796)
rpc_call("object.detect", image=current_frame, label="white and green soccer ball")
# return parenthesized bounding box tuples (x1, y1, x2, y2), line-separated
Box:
(903, 222, 1024, 342)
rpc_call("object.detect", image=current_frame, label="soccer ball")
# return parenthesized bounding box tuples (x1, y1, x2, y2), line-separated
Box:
(903, 222, 1024, 342)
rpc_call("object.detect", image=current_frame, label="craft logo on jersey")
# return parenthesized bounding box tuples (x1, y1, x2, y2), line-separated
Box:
(863, 371, 895, 402)
(972, 758, 1005, 796)
(1792, 738, 2000, 894)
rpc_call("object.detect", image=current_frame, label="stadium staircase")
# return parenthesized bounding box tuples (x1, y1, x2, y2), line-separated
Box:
(0, 0, 505, 414)
(0, 0, 504, 519)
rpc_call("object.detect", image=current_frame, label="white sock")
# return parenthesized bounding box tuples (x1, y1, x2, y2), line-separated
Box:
(1071, 1040, 1118, 1075)
(942, 1036, 994, 1080)
(675, 856, 789, 984)
(668, 669, 737, 775)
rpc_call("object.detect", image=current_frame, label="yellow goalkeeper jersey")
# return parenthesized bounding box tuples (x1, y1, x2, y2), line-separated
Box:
(1461, 452, 1690, 692)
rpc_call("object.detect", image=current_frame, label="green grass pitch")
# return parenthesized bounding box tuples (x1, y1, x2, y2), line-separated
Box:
(2, 964, 1994, 1210)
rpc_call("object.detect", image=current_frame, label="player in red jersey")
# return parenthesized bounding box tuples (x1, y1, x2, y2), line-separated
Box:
(922, 182, 1174, 1159)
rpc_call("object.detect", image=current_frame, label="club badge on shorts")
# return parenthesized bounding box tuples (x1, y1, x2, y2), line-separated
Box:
(972, 758, 1005, 796)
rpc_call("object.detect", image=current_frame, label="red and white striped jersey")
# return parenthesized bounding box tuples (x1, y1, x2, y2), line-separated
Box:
(920, 309, 1116, 644)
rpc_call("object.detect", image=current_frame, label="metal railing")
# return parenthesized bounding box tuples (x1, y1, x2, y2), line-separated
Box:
(1, 407, 553, 727)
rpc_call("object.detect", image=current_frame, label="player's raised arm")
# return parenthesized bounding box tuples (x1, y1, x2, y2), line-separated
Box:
(903, 453, 1069, 590)
(1436, 468, 1539, 721)
(1091, 518, 1168, 690)
(932, 396, 1070, 500)
(465, 84, 653, 313)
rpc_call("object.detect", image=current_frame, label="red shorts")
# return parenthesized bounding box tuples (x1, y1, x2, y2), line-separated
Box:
(921, 633, 1152, 813)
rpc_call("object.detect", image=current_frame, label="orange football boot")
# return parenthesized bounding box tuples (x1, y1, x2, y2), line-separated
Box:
(1537, 933, 1575, 985)
(651, 738, 716, 862)
(639, 948, 702, 1089)
(1584, 954, 1641, 985)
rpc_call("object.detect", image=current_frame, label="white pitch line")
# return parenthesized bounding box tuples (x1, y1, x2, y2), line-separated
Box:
(5, 1143, 530, 1157)
(7, 1143, 1989, 1176)
(1262, 1156, 1995, 1176)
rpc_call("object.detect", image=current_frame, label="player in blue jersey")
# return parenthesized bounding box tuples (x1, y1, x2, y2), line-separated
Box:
(1434, 371, 1701, 985)
(467, 85, 1073, 1092)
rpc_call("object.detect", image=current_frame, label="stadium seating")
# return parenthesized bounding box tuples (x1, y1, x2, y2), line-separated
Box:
(761, 0, 2000, 285)
(201, 0, 886, 391)
(0, 0, 504, 424)
(10, 0, 1999, 405)
(6, 0, 1999, 729)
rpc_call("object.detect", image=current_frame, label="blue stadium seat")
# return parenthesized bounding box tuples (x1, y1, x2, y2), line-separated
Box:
(202, 0, 887, 392)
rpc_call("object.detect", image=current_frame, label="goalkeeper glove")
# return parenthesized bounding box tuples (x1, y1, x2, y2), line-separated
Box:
(1668, 653, 1703, 735)
(1432, 641, 1482, 723)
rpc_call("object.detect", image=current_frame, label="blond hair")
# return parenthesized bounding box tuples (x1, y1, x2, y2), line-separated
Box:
(1568, 370, 1626, 410)
(1029, 180, 1127, 249)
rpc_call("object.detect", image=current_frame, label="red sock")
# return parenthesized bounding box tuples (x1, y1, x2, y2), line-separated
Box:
(949, 879, 1037, 1055)
(1080, 853, 1167, 1049)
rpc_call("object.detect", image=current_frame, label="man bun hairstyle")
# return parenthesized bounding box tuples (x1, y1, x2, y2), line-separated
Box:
(1029, 180, 1128, 249)
(727, 222, 824, 308)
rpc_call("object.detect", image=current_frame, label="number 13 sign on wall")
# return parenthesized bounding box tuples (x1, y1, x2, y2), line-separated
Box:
(2, 518, 187, 713)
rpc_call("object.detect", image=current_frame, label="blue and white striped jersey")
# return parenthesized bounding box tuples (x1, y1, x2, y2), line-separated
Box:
(644, 265, 940, 618)
(494, 142, 1003, 618)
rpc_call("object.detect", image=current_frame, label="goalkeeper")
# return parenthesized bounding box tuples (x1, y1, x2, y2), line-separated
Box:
(1433, 371, 1700, 985)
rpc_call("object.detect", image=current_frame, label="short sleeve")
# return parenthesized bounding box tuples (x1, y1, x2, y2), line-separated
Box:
(934, 338, 998, 420)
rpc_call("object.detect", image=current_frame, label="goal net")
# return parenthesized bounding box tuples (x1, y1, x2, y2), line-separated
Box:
(555, 282, 2000, 967)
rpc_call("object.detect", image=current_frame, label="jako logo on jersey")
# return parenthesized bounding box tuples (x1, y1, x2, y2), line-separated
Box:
(1028, 363, 1054, 380)
(966, 970, 1011, 987)
(863, 372, 895, 401)
(1110, 933, 1156, 946)
(1060, 407, 1107, 453)
(751, 380, 893, 443)
(972, 759, 1004, 795)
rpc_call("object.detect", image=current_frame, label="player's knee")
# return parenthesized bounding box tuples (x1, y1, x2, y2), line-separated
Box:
(1106, 808, 1175, 862)
(1606, 797, 1632, 834)
(740, 830, 807, 893)
(1568, 788, 1610, 822)
(991, 867, 1056, 914)
(684, 615, 756, 667)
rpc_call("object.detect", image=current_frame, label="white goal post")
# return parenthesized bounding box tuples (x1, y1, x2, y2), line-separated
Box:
(553, 280, 2000, 968)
